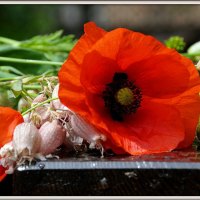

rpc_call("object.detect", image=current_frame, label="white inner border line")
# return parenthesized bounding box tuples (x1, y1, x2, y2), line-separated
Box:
(0, 1, 200, 4)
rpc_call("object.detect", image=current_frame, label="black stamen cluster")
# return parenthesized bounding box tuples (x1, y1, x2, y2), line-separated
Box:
(102, 72, 142, 122)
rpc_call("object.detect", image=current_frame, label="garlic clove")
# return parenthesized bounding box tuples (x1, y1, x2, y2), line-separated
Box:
(51, 84, 69, 111)
(18, 98, 30, 112)
(31, 94, 51, 128)
(23, 113, 31, 123)
(13, 122, 41, 157)
(0, 142, 14, 158)
(32, 94, 47, 105)
(31, 105, 51, 128)
(70, 114, 106, 144)
(38, 120, 65, 155)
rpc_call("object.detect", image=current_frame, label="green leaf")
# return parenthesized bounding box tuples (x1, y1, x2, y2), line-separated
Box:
(7, 89, 16, 99)
(0, 44, 18, 54)
(188, 41, 200, 54)
(0, 30, 76, 75)
(22, 75, 41, 84)
(0, 49, 55, 75)
(0, 88, 18, 108)
(19, 30, 76, 60)
(0, 66, 24, 75)
(11, 79, 22, 98)
(0, 71, 17, 78)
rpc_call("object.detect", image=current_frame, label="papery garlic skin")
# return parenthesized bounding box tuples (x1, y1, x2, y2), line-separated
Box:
(31, 105, 51, 128)
(38, 120, 65, 155)
(31, 94, 51, 128)
(0, 142, 16, 174)
(18, 98, 30, 112)
(0, 157, 15, 174)
(51, 84, 69, 111)
(70, 114, 106, 144)
(23, 113, 31, 123)
(13, 122, 41, 157)
(0, 142, 14, 158)
(32, 94, 47, 105)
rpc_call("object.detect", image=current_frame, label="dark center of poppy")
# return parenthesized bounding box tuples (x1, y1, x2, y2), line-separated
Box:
(102, 72, 142, 122)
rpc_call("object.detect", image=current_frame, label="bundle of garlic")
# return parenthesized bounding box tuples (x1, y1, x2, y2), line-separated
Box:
(0, 84, 106, 175)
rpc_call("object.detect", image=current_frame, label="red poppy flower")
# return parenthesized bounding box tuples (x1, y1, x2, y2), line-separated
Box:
(0, 107, 23, 181)
(58, 22, 200, 155)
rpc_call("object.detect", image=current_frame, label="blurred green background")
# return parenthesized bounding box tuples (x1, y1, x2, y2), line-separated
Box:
(0, 4, 200, 46)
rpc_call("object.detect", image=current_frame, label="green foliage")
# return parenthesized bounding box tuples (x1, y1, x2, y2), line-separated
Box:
(165, 36, 186, 52)
(11, 80, 23, 98)
(0, 5, 59, 40)
(0, 30, 76, 109)
(20, 30, 76, 62)
(0, 30, 76, 75)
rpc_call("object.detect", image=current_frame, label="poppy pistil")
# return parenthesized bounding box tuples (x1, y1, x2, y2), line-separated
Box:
(102, 72, 142, 121)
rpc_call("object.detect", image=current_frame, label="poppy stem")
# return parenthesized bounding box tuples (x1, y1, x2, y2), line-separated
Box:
(0, 56, 63, 66)
(21, 97, 59, 116)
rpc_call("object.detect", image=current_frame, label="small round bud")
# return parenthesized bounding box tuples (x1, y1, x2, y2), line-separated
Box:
(165, 36, 186, 52)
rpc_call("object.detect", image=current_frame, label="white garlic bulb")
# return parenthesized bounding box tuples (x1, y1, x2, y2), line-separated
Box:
(38, 120, 65, 155)
(23, 113, 31, 123)
(70, 114, 106, 144)
(32, 94, 47, 105)
(51, 84, 69, 111)
(18, 98, 30, 112)
(0, 142, 14, 158)
(0, 142, 16, 175)
(13, 122, 41, 157)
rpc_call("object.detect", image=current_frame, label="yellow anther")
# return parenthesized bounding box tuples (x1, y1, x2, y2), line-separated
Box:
(116, 87, 134, 106)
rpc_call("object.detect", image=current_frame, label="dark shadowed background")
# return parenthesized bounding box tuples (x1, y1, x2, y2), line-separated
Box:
(0, 4, 200, 47)
(0, 3, 200, 196)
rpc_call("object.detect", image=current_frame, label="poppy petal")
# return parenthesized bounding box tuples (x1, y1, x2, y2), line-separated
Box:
(152, 85, 200, 149)
(80, 51, 120, 94)
(180, 55, 200, 89)
(175, 87, 200, 148)
(91, 27, 169, 66)
(0, 107, 24, 147)
(85, 95, 185, 154)
(59, 84, 89, 116)
(59, 22, 106, 111)
(125, 54, 190, 98)
(69, 22, 106, 66)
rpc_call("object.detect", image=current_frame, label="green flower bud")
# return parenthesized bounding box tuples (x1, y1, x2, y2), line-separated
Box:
(165, 36, 186, 52)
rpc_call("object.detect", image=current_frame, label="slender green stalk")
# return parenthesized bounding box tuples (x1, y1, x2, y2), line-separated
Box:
(23, 85, 42, 90)
(22, 97, 58, 116)
(0, 56, 63, 66)
(181, 52, 200, 58)
(21, 91, 33, 104)
(0, 37, 20, 46)
(22, 90, 34, 100)
(0, 76, 26, 82)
